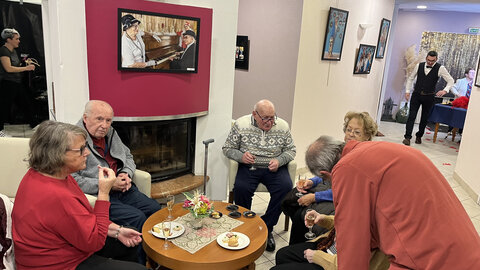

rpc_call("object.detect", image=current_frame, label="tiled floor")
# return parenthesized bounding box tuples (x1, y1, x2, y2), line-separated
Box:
(252, 121, 480, 269)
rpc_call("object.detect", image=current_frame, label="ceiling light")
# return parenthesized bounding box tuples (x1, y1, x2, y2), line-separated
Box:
(417, 5, 427, 9)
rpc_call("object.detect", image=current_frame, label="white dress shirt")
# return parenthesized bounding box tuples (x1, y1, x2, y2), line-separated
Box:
(405, 63, 454, 94)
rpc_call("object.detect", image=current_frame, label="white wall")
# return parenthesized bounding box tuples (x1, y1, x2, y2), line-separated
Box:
(455, 82, 480, 202)
(291, 0, 395, 169)
(42, 0, 239, 200)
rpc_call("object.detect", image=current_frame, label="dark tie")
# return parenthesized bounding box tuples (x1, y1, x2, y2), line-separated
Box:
(466, 83, 472, 98)
(426, 66, 433, 69)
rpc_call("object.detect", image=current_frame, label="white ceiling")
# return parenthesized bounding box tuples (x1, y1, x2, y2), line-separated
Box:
(396, 0, 480, 13)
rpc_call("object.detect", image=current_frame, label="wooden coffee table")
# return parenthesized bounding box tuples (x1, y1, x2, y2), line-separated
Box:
(142, 201, 268, 270)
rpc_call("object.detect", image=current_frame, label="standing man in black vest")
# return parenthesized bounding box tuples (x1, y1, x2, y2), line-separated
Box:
(402, 51, 454, 146)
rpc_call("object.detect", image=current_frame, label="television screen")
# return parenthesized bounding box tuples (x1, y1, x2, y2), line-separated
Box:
(118, 8, 200, 73)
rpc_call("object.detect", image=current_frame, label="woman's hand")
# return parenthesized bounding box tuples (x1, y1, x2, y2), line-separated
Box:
(97, 166, 116, 200)
(304, 249, 316, 263)
(118, 227, 143, 247)
(296, 179, 313, 193)
(297, 193, 315, 206)
(25, 64, 35, 71)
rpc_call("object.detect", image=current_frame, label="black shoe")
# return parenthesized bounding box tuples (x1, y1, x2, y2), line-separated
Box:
(266, 231, 275, 252)
(402, 138, 410, 146)
(415, 137, 422, 144)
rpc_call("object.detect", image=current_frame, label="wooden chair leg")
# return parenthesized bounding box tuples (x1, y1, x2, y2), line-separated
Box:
(284, 213, 290, 231)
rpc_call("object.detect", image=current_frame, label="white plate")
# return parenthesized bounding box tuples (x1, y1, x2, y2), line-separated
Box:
(151, 222, 185, 239)
(216, 232, 250, 250)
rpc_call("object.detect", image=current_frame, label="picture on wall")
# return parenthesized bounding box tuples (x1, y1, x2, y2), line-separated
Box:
(375, 18, 391, 59)
(476, 57, 480, 87)
(235, 35, 249, 70)
(322, 7, 349, 61)
(118, 8, 200, 73)
(354, 44, 376, 74)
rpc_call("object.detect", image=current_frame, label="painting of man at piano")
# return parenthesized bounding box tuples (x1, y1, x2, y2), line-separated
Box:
(118, 9, 199, 73)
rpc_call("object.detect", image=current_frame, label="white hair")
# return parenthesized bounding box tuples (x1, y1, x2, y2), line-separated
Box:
(1, 28, 19, 40)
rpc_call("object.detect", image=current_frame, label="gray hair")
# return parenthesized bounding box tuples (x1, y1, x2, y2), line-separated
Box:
(305, 135, 345, 176)
(29, 120, 87, 175)
(1, 28, 19, 40)
(84, 100, 114, 117)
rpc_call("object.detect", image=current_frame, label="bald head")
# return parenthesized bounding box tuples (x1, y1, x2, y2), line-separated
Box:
(82, 100, 114, 139)
(254, 99, 275, 112)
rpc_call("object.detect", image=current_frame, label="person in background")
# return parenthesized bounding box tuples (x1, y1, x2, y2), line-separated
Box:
(12, 120, 145, 270)
(0, 28, 36, 137)
(303, 136, 480, 269)
(72, 100, 161, 264)
(285, 111, 378, 245)
(403, 50, 454, 146)
(223, 99, 296, 252)
(446, 67, 475, 137)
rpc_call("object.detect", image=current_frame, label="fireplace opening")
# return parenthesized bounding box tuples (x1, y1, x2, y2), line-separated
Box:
(112, 118, 196, 182)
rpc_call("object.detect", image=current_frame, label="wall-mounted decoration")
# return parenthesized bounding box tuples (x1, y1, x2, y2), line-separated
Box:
(322, 7, 349, 61)
(375, 18, 391, 59)
(118, 8, 200, 73)
(354, 44, 376, 74)
(476, 57, 480, 87)
(235, 35, 249, 70)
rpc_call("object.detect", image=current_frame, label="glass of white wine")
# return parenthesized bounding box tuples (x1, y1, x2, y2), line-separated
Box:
(162, 218, 172, 249)
(166, 195, 174, 219)
(296, 176, 306, 197)
(305, 209, 316, 240)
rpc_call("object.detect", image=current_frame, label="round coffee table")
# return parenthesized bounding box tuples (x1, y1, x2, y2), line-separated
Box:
(142, 201, 267, 270)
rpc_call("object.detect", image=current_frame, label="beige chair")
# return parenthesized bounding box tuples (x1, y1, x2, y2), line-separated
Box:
(228, 159, 297, 231)
(0, 137, 152, 206)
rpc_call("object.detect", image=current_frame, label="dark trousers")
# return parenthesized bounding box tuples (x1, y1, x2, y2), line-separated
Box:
(272, 242, 324, 270)
(234, 164, 292, 231)
(289, 208, 309, 245)
(404, 92, 435, 139)
(109, 185, 161, 264)
(0, 79, 35, 130)
(76, 237, 145, 270)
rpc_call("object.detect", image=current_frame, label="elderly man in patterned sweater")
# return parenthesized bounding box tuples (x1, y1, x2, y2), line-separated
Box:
(223, 99, 296, 252)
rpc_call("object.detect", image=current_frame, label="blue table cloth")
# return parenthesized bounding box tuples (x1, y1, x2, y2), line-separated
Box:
(428, 104, 467, 129)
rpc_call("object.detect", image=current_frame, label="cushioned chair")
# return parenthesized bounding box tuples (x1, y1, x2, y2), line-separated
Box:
(228, 159, 297, 231)
(0, 137, 152, 206)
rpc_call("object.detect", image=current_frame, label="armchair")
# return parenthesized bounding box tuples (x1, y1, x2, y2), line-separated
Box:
(228, 159, 297, 231)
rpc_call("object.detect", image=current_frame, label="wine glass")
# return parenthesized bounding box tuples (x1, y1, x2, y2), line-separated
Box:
(296, 176, 306, 197)
(162, 218, 172, 249)
(166, 195, 174, 219)
(249, 154, 256, 170)
(305, 209, 316, 240)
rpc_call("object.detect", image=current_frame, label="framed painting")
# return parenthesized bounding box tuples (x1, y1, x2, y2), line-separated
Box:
(375, 18, 391, 59)
(235, 35, 249, 70)
(354, 44, 376, 74)
(322, 7, 349, 61)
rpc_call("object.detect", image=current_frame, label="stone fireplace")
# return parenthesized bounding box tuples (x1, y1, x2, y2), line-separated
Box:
(112, 118, 196, 182)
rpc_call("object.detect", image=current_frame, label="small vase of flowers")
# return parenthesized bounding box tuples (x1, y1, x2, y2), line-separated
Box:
(183, 190, 213, 229)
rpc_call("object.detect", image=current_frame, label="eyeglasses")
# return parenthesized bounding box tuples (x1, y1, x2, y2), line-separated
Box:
(255, 110, 277, 123)
(345, 128, 363, 137)
(67, 144, 87, 155)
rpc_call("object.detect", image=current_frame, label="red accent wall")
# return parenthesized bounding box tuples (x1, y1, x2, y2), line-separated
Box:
(85, 0, 212, 117)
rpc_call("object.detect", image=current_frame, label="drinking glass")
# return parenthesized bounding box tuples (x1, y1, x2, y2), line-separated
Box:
(166, 195, 174, 219)
(162, 218, 172, 249)
(305, 209, 316, 240)
(296, 176, 306, 197)
(249, 164, 256, 171)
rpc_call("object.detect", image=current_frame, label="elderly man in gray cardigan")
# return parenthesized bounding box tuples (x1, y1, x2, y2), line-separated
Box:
(223, 99, 296, 252)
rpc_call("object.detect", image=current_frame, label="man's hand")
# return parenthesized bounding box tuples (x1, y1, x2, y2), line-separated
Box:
(25, 64, 35, 71)
(97, 166, 116, 200)
(298, 193, 315, 206)
(304, 210, 327, 227)
(112, 172, 132, 192)
(118, 227, 142, 247)
(241, 152, 255, 164)
(436, 90, 448, 97)
(268, 158, 279, 172)
(296, 179, 313, 193)
(304, 249, 316, 263)
(405, 92, 410, 101)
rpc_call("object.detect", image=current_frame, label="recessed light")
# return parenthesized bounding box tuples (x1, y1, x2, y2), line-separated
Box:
(417, 5, 427, 9)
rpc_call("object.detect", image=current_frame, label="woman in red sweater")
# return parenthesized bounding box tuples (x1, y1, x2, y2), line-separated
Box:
(12, 121, 146, 270)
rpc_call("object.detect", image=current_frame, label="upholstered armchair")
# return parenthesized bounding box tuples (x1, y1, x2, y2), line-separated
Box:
(228, 159, 297, 231)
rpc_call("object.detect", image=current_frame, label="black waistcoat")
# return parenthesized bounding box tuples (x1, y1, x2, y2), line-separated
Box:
(414, 62, 440, 94)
